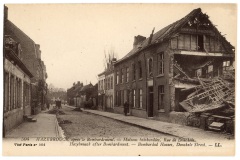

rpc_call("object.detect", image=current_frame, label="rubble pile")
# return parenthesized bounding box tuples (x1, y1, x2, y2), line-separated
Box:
(179, 77, 235, 134)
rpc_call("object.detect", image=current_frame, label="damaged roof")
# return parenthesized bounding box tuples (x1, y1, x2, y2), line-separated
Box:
(116, 8, 234, 65)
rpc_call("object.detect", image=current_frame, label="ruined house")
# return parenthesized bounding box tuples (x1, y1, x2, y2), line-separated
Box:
(113, 8, 234, 130)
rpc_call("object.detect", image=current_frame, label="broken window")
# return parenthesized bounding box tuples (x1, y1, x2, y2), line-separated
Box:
(207, 65, 213, 78)
(157, 52, 164, 75)
(204, 35, 210, 52)
(171, 37, 178, 49)
(197, 35, 204, 51)
(223, 60, 231, 71)
(191, 35, 197, 50)
(196, 68, 202, 77)
(158, 85, 164, 111)
(178, 34, 184, 49)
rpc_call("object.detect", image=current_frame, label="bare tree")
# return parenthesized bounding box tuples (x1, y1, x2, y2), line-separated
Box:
(103, 47, 118, 70)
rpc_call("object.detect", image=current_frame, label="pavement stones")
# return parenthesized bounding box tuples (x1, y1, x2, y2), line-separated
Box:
(64, 105, 233, 141)
(5, 112, 63, 138)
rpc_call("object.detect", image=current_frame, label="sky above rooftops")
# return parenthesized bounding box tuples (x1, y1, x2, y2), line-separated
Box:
(5, 3, 237, 90)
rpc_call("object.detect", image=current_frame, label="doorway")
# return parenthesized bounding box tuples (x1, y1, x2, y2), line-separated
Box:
(148, 86, 154, 117)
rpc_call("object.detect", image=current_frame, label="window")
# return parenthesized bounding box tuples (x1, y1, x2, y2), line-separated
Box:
(10, 75, 14, 110)
(197, 35, 204, 51)
(132, 89, 136, 108)
(132, 63, 136, 81)
(116, 71, 119, 84)
(196, 69, 202, 77)
(121, 68, 124, 83)
(158, 85, 164, 111)
(116, 91, 119, 105)
(178, 34, 184, 49)
(4, 72, 9, 112)
(24, 82, 30, 106)
(98, 80, 100, 90)
(223, 61, 231, 71)
(126, 67, 129, 82)
(157, 52, 164, 75)
(110, 76, 113, 89)
(138, 61, 142, 79)
(207, 65, 213, 78)
(103, 79, 107, 90)
(191, 35, 197, 50)
(148, 58, 153, 77)
(139, 89, 143, 108)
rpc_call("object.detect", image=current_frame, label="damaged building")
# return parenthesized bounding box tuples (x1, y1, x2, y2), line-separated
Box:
(114, 8, 235, 133)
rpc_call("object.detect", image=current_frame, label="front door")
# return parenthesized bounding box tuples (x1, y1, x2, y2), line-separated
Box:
(127, 90, 130, 114)
(148, 86, 154, 117)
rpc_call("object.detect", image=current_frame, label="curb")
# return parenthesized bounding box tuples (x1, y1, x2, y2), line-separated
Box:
(55, 115, 65, 138)
(82, 109, 181, 138)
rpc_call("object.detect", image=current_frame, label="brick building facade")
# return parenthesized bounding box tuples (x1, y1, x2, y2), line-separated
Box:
(3, 35, 33, 136)
(4, 6, 48, 115)
(113, 8, 234, 122)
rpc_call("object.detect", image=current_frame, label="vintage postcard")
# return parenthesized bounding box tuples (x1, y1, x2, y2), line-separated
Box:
(2, 3, 237, 156)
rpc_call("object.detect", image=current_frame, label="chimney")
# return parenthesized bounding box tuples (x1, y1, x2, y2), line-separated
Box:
(133, 35, 146, 48)
(4, 5, 8, 21)
(73, 82, 76, 86)
(77, 81, 80, 85)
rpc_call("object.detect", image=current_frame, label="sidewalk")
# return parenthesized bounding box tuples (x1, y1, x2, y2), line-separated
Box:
(5, 109, 63, 138)
(65, 105, 233, 141)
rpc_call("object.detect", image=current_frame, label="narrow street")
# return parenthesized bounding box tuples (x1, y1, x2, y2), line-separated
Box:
(57, 105, 175, 139)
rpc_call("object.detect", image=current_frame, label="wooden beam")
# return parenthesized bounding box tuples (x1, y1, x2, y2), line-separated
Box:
(175, 51, 234, 57)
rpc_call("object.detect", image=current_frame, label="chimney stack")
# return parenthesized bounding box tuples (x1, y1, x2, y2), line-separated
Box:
(133, 35, 146, 48)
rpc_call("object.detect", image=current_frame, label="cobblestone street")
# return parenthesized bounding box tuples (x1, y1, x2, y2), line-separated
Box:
(57, 105, 175, 139)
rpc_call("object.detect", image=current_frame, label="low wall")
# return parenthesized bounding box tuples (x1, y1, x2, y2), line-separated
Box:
(3, 108, 24, 135)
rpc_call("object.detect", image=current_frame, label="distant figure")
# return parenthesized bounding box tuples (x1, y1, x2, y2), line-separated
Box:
(123, 101, 129, 116)
(47, 102, 50, 110)
(55, 99, 62, 109)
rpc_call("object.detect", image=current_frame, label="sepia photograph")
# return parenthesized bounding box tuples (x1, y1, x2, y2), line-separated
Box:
(1, 2, 237, 156)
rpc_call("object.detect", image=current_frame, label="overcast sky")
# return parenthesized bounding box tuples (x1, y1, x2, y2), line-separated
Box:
(5, 4, 237, 90)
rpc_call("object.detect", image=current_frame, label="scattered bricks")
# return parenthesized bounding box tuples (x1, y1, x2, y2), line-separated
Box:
(169, 111, 190, 126)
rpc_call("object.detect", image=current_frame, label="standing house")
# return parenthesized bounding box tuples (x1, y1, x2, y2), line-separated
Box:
(67, 81, 83, 106)
(4, 6, 48, 114)
(114, 8, 234, 122)
(98, 58, 116, 112)
(98, 72, 106, 110)
(3, 35, 33, 135)
(104, 59, 116, 112)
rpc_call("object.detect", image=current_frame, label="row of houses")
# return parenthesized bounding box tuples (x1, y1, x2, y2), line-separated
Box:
(3, 6, 48, 136)
(67, 82, 98, 109)
(96, 8, 235, 127)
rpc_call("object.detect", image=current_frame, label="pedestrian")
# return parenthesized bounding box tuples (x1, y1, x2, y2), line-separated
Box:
(123, 100, 129, 116)
(47, 102, 50, 110)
